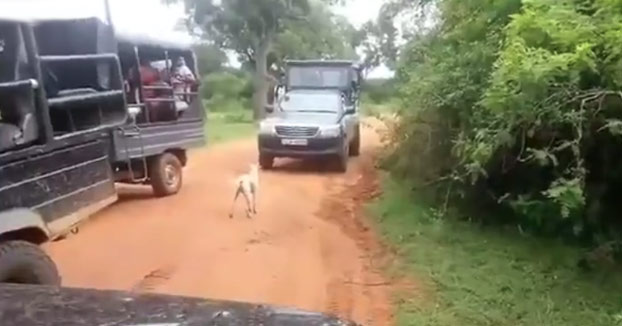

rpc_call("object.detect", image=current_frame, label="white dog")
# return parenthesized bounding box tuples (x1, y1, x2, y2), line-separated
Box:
(229, 164, 259, 218)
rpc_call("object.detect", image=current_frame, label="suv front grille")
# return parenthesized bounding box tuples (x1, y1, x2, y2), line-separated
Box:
(275, 126, 319, 137)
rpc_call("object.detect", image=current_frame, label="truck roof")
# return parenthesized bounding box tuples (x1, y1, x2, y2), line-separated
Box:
(0, 4, 192, 52)
(286, 59, 361, 69)
(116, 30, 193, 52)
(0, 1, 106, 23)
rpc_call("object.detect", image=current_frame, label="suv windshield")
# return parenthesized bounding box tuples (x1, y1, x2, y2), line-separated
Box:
(288, 66, 349, 88)
(279, 93, 341, 113)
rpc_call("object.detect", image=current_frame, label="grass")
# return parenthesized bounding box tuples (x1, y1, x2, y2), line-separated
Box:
(205, 106, 256, 145)
(370, 176, 622, 326)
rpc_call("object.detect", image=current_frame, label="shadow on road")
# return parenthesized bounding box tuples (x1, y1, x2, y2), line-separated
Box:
(267, 158, 346, 175)
(114, 186, 157, 204)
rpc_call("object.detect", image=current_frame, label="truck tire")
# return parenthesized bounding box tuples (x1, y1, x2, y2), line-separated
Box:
(259, 153, 274, 170)
(336, 143, 349, 173)
(150, 153, 183, 197)
(0, 241, 60, 285)
(349, 127, 361, 157)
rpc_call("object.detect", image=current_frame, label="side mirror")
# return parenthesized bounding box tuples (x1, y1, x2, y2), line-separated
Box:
(345, 106, 355, 114)
(265, 105, 275, 114)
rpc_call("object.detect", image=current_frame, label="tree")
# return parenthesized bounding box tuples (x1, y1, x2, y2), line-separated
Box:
(387, 0, 622, 241)
(271, 2, 360, 66)
(174, 0, 312, 119)
(193, 43, 228, 76)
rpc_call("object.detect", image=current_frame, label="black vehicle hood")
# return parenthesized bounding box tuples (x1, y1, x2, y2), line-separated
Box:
(0, 284, 359, 326)
(266, 112, 341, 125)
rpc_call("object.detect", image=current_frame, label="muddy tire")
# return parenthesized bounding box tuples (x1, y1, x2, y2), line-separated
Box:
(0, 241, 60, 285)
(349, 127, 361, 157)
(335, 143, 349, 173)
(150, 153, 183, 197)
(259, 153, 274, 170)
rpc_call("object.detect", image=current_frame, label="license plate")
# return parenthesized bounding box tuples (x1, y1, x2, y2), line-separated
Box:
(281, 138, 308, 146)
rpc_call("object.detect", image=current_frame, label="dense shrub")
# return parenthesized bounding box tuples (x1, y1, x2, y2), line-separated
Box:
(363, 78, 398, 104)
(389, 0, 622, 242)
(202, 71, 252, 101)
(202, 70, 253, 113)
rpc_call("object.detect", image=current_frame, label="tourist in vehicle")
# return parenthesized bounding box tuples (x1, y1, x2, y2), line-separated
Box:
(129, 58, 160, 98)
(129, 59, 175, 122)
(171, 57, 196, 113)
(172, 57, 195, 84)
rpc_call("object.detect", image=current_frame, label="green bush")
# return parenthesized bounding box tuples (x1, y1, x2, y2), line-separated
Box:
(363, 78, 397, 104)
(372, 177, 622, 326)
(201, 71, 253, 102)
(388, 0, 622, 242)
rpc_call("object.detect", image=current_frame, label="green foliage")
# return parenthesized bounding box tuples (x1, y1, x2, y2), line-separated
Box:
(202, 71, 252, 102)
(193, 43, 228, 76)
(207, 110, 255, 144)
(362, 78, 398, 104)
(176, 0, 362, 118)
(371, 177, 622, 326)
(176, 0, 314, 118)
(274, 5, 360, 63)
(388, 0, 622, 241)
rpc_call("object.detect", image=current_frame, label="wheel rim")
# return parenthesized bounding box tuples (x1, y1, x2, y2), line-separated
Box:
(164, 164, 180, 188)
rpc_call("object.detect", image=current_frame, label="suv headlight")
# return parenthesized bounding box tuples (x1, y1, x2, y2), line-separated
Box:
(259, 121, 276, 135)
(319, 125, 341, 138)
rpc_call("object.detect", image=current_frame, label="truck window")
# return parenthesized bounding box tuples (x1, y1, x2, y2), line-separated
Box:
(33, 19, 126, 138)
(288, 67, 348, 88)
(0, 22, 38, 153)
(120, 46, 198, 124)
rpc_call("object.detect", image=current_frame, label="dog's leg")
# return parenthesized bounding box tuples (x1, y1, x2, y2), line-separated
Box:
(252, 194, 257, 215)
(229, 186, 242, 218)
(242, 191, 252, 218)
(251, 184, 257, 215)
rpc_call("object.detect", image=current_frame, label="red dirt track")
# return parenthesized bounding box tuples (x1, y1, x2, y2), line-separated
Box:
(44, 121, 392, 325)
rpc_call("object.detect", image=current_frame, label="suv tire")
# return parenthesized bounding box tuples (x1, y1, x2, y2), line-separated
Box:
(150, 153, 183, 197)
(336, 143, 349, 173)
(259, 153, 274, 170)
(0, 241, 61, 285)
(349, 126, 361, 157)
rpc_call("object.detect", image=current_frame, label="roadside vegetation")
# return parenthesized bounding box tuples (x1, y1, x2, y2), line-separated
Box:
(202, 69, 256, 144)
(361, 78, 399, 117)
(372, 177, 622, 326)
(361, 0, 622, 324)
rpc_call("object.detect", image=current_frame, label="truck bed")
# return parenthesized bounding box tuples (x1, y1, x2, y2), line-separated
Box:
(111, 119, 205, 162)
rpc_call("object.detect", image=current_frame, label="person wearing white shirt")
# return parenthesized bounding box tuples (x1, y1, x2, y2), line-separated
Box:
(171, 57, 196, 113)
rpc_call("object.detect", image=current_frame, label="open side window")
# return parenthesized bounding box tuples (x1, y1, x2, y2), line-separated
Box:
(34, 19, 127, 137)
(0, 22, 38, 153)
(119, 44, 200, 124)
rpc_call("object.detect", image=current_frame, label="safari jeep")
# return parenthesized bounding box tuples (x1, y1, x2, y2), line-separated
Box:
(258, 60, 362, 172)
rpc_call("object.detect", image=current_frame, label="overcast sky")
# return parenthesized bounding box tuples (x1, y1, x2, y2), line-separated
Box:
(1, 0, 392, 77)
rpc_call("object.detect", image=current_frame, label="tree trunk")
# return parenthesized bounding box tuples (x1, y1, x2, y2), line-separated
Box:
(252, 40, 271, 120)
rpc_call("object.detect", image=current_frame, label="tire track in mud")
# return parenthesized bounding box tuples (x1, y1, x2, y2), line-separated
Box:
(131, 265, 176, 293)
(317, 149, 393, 326)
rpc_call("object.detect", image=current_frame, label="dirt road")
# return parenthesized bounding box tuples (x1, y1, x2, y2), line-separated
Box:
(44, 122, 392, 325)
